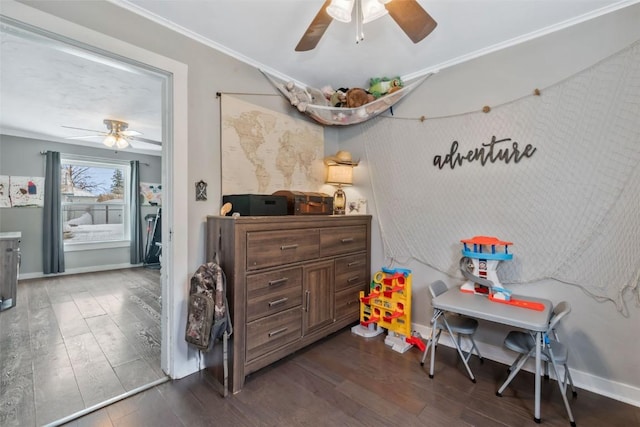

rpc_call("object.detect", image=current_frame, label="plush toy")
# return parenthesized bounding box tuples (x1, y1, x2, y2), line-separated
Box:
(368, 77, 403, 99)
(345, 88, 375, 108)
(284, 81, 313, 112)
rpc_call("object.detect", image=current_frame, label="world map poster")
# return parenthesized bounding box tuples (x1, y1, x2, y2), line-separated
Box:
(221, 95, 324, 195)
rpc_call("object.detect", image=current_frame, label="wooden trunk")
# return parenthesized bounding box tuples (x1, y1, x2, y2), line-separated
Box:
(272, 190, 333, 215)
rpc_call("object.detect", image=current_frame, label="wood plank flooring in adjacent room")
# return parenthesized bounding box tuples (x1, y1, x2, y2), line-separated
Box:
(0, 268, 164, 427)
(66, 328, 639, 427)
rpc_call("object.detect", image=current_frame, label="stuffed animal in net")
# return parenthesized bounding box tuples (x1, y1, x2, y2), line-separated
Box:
(345, 88, 375, 108)
(368, 77, 403, 99)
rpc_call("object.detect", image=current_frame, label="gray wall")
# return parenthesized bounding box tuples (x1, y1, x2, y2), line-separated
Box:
(7, 0, 639, 404)
(0, 134, 161, 275)
(339, 3, 640, 405)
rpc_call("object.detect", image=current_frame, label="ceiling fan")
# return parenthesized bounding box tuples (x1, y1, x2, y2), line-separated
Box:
(62, 119, 161, 150)
(295, 0, 437, 52)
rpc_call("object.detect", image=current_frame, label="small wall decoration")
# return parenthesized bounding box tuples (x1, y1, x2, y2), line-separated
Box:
(0, 175, 44, 207)
(195, 180, 207, 201)
(346, 198, 367, 215)
(140, 182, 162, 206)
(0, 176, 9, 208)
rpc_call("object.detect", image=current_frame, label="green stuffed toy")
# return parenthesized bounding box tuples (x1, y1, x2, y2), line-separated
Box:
(368, 77, 403, 99)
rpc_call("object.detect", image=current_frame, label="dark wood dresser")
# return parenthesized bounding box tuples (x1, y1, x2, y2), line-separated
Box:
(206, 215, 371, 393)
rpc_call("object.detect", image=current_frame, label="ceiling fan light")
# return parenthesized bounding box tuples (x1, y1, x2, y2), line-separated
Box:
(115, 136, 129, 149)
(326, 0, 354, 23)
(362, 0, 388, 23)
(103, 134, 117, 147)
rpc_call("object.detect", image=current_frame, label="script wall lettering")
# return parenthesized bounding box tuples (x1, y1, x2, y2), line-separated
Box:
(433, 136, 537, 170)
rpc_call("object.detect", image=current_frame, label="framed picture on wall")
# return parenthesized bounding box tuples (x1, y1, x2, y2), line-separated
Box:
(140, 182, 162, 206)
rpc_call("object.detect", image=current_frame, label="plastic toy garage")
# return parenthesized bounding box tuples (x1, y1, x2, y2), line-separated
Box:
(459, 236, 544, 311)
(352, 267, 424, 353)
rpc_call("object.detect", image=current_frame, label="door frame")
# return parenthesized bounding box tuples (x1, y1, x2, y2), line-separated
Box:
(1, 0, 192, 378)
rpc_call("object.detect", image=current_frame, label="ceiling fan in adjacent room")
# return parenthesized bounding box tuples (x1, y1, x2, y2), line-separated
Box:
(295, 0, 438, 51)
(62, 119, 161, 150)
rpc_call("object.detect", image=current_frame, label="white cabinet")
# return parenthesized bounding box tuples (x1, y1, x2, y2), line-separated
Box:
(0, 232, 21, 311)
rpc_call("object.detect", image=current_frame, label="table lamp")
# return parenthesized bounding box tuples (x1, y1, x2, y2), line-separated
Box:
(326, 163, 353, 215)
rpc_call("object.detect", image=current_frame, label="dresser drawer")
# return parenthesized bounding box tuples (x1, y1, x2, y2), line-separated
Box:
(335, 253, 368, 291)
(320, 225, 367, 257)
(246, 229, 320, 270)
(246, 267, 303, 322)
(335, 285, 363, 321)
(246, 307, 302, 362)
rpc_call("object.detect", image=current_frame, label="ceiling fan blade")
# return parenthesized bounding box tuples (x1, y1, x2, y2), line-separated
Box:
(385, 0, 438, 44)
(295, 0, 334, 52)
(64, 135, 104, 140)
(121, 130, 142, 137)
(130, 135, 162, 146)
(62, 125, 104, 133)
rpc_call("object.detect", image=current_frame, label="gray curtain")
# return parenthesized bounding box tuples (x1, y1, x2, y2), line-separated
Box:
(130, 160, 143, 264)
(43, 151, 64, 274)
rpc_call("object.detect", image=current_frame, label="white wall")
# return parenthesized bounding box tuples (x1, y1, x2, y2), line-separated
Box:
(339, 4, 640, 406)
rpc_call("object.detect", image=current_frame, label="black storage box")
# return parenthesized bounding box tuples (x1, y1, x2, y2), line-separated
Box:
(222, 194, 287, 216)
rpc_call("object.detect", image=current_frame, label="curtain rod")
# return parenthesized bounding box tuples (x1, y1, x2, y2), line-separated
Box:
(39, 151, 150, 167)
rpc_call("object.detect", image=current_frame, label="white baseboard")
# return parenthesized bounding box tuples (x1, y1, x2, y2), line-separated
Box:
(412, 323, 640, 408)
(19, 263, 143, 280)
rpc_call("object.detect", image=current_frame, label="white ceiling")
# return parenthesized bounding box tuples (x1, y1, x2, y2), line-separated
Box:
(120, 0, 630, 88)
(0, 0, 636, 153)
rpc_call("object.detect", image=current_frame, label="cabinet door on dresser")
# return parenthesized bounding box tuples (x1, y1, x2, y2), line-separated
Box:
(334, 253, 368, 321)
(302, 260, 334, 336)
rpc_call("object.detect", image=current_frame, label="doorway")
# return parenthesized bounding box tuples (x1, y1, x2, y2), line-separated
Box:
(0, 8, 188, 425)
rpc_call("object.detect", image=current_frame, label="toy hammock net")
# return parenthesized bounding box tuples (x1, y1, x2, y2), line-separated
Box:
(262, 70, 431, 126)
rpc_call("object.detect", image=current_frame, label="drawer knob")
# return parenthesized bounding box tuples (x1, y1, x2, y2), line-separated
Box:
(347, 261, 360, 267)
(280, 244, 299, 250)
(268, 327, 288, 337)
(341, 238, 354, 243)
(268, 277, 288, 286)
(347, 276, 360, 283)
(268, 297, 288, 307)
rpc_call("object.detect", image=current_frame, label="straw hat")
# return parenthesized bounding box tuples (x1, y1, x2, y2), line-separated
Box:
(324, 150, 359, 166)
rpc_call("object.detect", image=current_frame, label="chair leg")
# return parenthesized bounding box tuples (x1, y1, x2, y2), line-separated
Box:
(420, 329, 435, 365)
(508, 353, 526, 372)
(564, 363, 578, 397)
(548, 348, 576, 426)
(429, 330, 441, 378)
(468, 335, 483, 362)
(497, 347, 535, 396)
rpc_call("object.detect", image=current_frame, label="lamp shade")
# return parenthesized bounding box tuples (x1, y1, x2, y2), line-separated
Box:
(326, 0, 354, 23)
(115, 136, 129, 149)
(326, 164, 353, 186)
(103, 134, 117, 147)
(362, 0, 388, 23)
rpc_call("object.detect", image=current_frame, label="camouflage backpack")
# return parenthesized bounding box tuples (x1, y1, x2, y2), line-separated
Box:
(185, 262, 232, 350)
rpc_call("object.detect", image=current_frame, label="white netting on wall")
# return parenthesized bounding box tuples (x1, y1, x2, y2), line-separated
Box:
(362, 41, 640, 314)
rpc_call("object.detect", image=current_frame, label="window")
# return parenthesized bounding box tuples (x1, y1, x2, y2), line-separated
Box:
(60, 155, 130, 249)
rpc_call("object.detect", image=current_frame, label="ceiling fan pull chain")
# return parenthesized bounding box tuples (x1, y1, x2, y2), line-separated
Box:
(356, 0, 364, 43)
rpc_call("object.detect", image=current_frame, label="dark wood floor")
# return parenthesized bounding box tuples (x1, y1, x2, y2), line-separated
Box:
(0, 268, 164, 426)
(63, 327, 639, 427)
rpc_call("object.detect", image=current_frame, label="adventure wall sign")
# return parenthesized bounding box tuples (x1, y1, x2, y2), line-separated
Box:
(433, 136, 537, 170)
